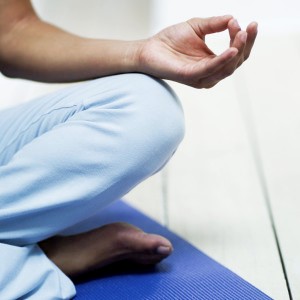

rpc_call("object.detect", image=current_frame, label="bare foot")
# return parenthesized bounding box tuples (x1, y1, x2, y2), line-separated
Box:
(39, 222, 173, 278)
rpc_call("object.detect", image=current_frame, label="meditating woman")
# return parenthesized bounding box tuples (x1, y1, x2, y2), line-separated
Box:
(0, 1, 257, 299)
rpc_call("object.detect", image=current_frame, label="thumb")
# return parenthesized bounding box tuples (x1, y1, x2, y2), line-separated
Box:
(188, 15, 233, 37)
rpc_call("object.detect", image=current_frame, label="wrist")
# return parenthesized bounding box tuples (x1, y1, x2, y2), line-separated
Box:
(123, 40, 146, 73)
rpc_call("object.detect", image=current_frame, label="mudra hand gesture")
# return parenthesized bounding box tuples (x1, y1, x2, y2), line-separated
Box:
(137, 15, 258, 88)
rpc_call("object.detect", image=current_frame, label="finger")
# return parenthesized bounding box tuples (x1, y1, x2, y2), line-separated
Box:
(197, 47, 238, 77)
(187, 15, 233, 37)
(225, 30, 247, 69)
(198, 34, 246, 87)
(228, 18, 241, 47)
(197, 24, 256, 88)
(203, 82, 218, 89)
(189, 48, 237, 88)
(232, 30, 248, 59)
(243, 22, 258, 60)
(198, 71, 228, 89)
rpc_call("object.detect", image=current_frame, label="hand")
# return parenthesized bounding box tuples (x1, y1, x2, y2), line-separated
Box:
(137, 16, 258, 89)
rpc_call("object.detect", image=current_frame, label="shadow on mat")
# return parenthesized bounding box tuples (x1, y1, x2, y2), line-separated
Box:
(74, 261, 172, 284)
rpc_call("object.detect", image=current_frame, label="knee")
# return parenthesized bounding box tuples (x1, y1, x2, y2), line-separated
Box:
(139, 74, 185, 148)
(123, 74, 185, 173)
(81, 73, 185, 176)
(84, 74, 185, 149)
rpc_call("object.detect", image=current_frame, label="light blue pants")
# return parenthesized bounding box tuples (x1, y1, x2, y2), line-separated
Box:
(0, 74, 185, 299)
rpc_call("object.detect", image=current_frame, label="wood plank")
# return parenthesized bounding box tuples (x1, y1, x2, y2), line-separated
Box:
(166, 78, 289, 299)
(239, 35, 300, 299)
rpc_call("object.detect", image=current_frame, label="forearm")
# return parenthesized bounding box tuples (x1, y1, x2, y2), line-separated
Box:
(0, 1, 257, 88)
(0, 15, 143, 83)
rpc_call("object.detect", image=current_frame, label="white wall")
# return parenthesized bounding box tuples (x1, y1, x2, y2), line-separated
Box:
(32, 0, 151, 40)
(151, 0, 300, 35)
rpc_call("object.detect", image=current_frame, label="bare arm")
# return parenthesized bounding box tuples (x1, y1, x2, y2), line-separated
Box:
(0, 0, 257, 87)
(0, 0, 142, 82)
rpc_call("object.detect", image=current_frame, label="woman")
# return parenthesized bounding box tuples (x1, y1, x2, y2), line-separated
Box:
(0, 1, 257, 299)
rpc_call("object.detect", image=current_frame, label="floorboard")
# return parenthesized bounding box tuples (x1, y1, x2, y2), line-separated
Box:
(166, 79, 290, 299)
(239, 35, 300, 300)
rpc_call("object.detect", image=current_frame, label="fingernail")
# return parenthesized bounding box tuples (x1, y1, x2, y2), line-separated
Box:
(252, 22, 258, 30)
(157, 246, 172, 255)
(233, 19, 240, 28)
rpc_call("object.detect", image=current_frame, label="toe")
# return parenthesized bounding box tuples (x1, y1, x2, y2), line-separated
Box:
(156, 245, 172, 255)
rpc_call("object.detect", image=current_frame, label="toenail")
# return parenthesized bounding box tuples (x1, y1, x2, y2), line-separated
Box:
(156, 246, 172, 255)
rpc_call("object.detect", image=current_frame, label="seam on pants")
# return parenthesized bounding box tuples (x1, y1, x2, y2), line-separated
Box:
(0, 105, 79, 159)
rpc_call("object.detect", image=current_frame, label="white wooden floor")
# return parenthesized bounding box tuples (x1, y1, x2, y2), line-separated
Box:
(1, 31, 299, 299)
(126, 35, 300, 300)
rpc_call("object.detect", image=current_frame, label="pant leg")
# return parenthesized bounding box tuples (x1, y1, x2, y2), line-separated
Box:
(0, 243, 75, 300)
(0, 73, 185, 299)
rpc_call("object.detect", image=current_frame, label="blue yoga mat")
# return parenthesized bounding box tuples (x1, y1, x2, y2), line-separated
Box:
(74, 200, 272, 300)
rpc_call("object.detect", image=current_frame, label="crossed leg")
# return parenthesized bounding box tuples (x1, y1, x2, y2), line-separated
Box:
(0, 74, 184, 299)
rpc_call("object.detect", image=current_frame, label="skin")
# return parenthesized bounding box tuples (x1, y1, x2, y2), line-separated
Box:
(0, 0, 257, 278)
